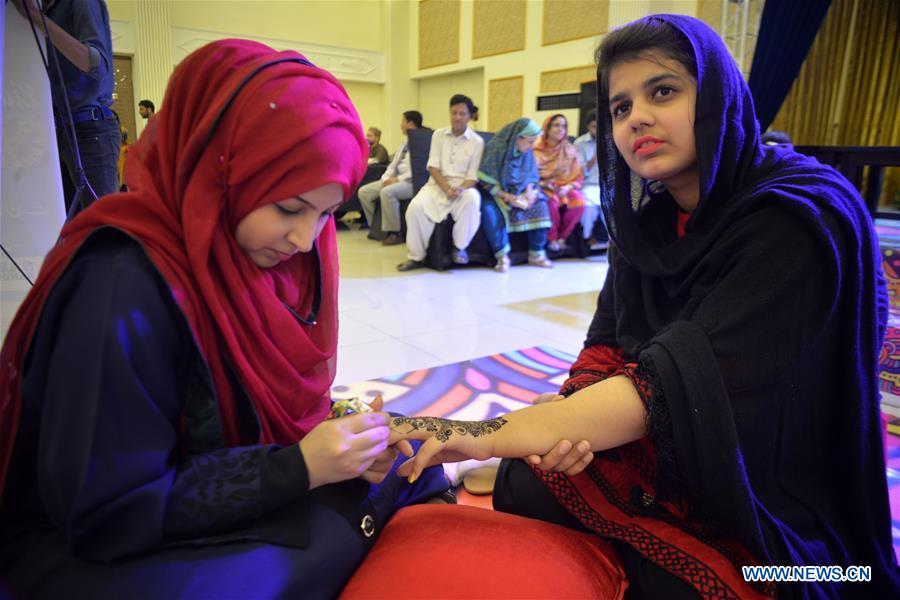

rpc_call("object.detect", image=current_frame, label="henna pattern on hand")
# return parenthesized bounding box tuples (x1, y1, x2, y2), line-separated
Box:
(390, 416, 508, 443)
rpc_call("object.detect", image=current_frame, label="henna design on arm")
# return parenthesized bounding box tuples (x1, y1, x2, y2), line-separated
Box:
(390, 416, 508, 443)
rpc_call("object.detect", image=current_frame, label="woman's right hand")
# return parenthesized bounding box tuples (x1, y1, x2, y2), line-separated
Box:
(525, 393, 595, 476)
(299, 412, 391, 490)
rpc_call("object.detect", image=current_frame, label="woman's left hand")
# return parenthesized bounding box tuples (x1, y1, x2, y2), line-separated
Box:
(360, 396, 414, 483)
(388, 415, 505, 482)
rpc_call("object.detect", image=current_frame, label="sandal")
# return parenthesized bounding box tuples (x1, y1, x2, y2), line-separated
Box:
(463, 466, 499, 495)
(528, 255, 553, 268)
(494, 254, 511, 273)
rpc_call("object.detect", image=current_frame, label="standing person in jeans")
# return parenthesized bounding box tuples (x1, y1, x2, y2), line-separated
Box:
(15, 0, 120, 216)
(397, 95, 484, 271)
(358, 111, 422, 246)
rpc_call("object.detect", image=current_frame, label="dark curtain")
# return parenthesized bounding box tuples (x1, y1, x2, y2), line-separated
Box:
(748, 0, 833, 132)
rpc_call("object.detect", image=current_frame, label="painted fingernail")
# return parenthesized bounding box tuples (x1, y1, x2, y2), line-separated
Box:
(408, 472, 419, 484)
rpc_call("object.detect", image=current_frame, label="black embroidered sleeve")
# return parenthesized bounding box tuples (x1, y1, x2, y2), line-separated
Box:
(624, 356, 686, 503)
(164, 445, 309, 540)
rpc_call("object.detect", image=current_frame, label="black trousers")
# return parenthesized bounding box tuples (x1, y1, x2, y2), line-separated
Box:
(5, 451, 447, 600)
(493, 458, 700, 600)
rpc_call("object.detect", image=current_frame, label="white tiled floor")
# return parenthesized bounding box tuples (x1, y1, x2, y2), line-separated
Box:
(334, 227, 609, 385)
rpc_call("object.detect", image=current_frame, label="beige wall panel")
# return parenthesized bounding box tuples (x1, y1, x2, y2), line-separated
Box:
(171, 1, 384, 52)
(111, 55, 136, 143)
(419, 0, 461, 69)
(697, 0, 724, 35)
(418, 69, 484, 131)
(488, 76, 524, 130)
(542, 0, 608, 46)
(648, 0, 697, 16)
(540, 64, 595, 93)
(107, 0, 134, 21)
(343, 82, 385, 143)
(473, 0, 526, 59)
(133, 0, 173, 138)
(382, 0, 419, 151)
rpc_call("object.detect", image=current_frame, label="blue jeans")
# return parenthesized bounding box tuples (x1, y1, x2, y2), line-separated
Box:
(481, 196, 549, 256)
(57, 117, 121, 216)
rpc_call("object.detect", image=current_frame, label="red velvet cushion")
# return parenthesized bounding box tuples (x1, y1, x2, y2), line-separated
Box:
(340, 504, 628, 599)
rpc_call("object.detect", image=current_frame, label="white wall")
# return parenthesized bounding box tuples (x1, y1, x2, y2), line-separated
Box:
(107, 0, 387, 141)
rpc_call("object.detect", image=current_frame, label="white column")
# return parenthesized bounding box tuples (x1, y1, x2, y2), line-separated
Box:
(133, 0, 173, 137)
(382, 0, 419, 151)
(608, 0, 652, 30)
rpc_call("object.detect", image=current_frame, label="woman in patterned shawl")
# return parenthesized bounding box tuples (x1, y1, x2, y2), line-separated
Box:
(477, 118, 553, 272)
(534, 113, 586, 252)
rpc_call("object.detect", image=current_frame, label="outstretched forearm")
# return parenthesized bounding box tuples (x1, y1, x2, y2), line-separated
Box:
(392, 375, 646, 459)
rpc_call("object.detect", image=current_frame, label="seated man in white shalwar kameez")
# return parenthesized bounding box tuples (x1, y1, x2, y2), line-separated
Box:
(397, 94, 485, 271)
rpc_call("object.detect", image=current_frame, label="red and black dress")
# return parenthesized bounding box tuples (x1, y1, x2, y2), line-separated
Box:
(496, 14, 898, 599)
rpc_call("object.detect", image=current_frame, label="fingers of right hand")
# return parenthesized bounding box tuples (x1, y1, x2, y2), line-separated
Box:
(407, 437, 444, 482)
(387, 418, 442, 442)
(533, 393, 563, 405)
(395, 439, 414, 457)
(537, 439, 571, 470)
(551, 450, 582, 474)
(396, 456, 415, 478)
(344, 411, 389, 433)
(350, 425, 391, 452)
(360, 470, 388, 484)
(332, 445, 385, 481)
(564, 450, 595, 477)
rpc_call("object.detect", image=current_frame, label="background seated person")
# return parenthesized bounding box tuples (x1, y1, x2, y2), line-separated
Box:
(358, 110, 422, 245)
(366, 126, 390, 165)
(398, 94, 484, 271)
(534, 114, 585, 253)
(574, 109, 607, 249)
(477, 118, 553, 272)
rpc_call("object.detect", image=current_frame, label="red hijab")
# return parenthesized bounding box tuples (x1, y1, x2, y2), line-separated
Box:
(0, 40, 368, 492)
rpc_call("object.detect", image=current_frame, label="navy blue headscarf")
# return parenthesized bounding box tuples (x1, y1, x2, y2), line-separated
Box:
(588, 14, 898, 598)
